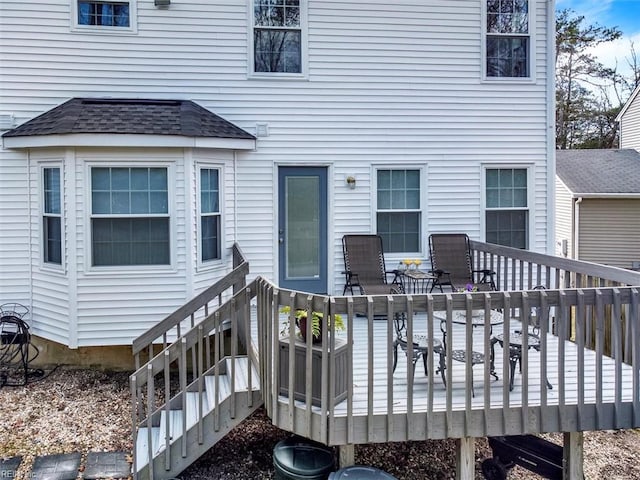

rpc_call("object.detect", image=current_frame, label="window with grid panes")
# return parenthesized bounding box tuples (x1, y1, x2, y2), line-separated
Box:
(90, 167, 169, 266)
(77, 1, 130, 27)
(485, 0, 530, 77)
(376, 169, 421, 253)
(253, 0, 302, 74)
(200, 168, 221, 262)
(485, 168, 529, 248)
(43, 167, 62, 265)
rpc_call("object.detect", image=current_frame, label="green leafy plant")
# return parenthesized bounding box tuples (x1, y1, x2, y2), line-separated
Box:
(279, 306, 344, 341)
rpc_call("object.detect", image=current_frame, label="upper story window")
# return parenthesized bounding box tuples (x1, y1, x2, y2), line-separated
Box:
(199, 168, 221, 263)
(485, 167, 529, 249)
(376, 169, 421, 253)
(485, 0, 530, 78)
(252, 0, 304, 75)
(43, 167, 63, 266)
(90, 167, 170, 267)
(73, 1, 136, 32)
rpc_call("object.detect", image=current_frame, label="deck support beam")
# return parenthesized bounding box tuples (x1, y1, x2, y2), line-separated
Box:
(563, 431, 584, 479)
(456, 437, 475, 480)
(338, 444, 355, 468)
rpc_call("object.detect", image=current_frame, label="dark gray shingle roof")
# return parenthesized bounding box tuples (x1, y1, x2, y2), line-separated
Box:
(2, 98, 255, 140)
(556, 149, 640, 194)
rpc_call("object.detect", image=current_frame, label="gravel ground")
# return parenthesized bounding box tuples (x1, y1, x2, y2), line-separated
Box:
(1, 368, 639, 479)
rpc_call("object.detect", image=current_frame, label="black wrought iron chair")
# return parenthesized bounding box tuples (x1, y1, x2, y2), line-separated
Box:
(491, 286, 553, 391)
(341, 234, 403, 295)
(428, 233, 496, 292)
(393, 312, 444, 381)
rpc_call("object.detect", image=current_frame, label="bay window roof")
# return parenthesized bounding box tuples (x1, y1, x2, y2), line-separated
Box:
(2, 98, 255, 149)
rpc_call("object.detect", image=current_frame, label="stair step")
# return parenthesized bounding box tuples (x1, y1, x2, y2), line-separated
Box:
(156, 410, 183, 455)
(204, 371, 232, 407)
(136, 427, 160, 469)
(226, 356, 261, 392)
(185, 391, 210, 429)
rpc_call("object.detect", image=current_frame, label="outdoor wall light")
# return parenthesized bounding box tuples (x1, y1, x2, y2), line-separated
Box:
(346, 176, 356, 189)
(154, 0, 170, 7)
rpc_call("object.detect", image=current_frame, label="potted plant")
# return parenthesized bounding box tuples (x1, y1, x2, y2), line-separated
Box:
(279, 306, 344, 344)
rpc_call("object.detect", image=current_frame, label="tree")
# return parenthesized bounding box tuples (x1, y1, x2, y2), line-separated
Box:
(555, 9, 622, 150)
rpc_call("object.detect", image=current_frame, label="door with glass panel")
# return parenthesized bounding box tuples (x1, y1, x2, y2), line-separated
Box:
(278, 167, 328, 294)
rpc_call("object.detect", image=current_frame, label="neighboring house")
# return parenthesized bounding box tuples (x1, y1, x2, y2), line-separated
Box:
(616, 84, 640, 151)
(0, 0, 556, 352)
(555, 149, 640, 270)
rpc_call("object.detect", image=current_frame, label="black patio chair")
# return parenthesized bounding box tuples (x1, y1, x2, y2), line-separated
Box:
(428, 233, 496, 292)
(341, 235, 403, 295)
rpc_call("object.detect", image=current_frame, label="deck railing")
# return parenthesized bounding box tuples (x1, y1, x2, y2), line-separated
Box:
(257, 242, 640, 445)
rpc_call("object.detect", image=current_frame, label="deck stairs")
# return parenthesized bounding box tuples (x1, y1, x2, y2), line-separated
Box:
(134, 355, 262, 479)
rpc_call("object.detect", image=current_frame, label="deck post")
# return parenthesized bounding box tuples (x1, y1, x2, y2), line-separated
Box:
(456, 437, 475, 480)
(563, 432, 584, 479)
(338, 444, 355, 468)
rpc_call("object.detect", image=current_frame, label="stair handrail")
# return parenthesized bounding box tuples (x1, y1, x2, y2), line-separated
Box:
(132, 243, 249, 365)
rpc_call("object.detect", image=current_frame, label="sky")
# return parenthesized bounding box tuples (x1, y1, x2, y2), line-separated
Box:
(556, 0, 640, 79)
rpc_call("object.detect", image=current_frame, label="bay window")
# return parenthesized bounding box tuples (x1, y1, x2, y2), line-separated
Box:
(485, 167, 529, 248)
(200, 168, 221, 262)
(43, 167, 62, 265)
(91, 167, 169, 266)
(376, 169, 421, 253)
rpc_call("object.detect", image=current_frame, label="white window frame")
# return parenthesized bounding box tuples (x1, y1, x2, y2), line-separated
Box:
(373, 165, 426, 256)
(71, 0, 138, 34)
(87, 164, 174, 272)
(482, 164, 534, 249)
(481, 0, 535, 82)
(41, 164, 65, 271)
(197, 164, 224, 269)
(248, 0, 308, 79)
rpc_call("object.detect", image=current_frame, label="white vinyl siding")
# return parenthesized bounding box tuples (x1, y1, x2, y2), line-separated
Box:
(1, 0, 553, 341)
(554, 178, 573, 259)
(578, 199, 640, 269)
(619, 92, 640, 151)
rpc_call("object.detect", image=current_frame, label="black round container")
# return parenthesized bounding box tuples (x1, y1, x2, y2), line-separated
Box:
(273, 437, 335, 480)
(328, 466, 398, 479)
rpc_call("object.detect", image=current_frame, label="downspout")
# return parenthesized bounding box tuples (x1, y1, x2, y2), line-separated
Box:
(546, 0, 557, 255)
(573, 196, 582, 260)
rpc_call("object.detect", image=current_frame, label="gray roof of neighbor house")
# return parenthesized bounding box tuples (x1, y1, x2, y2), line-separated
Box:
(2, 98, 255, 139)
(556, 149, 640, 194)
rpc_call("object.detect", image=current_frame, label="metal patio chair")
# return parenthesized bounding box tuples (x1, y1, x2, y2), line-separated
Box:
(428, 233, 496, 292)
(341, 234, 403, 295)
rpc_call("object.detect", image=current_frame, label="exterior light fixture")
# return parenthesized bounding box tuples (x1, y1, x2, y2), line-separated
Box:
(155, 0, 170, 7)
(346, 176, 356, 189)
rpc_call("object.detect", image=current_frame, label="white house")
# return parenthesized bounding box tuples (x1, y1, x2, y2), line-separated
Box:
(617, 83, 640, 150)
(0, 0, 556, 352)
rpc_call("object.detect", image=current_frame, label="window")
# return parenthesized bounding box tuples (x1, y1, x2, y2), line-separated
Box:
(376, 169, 421, 253)
(485, 0, 530, 78)
(74, 1, 135, 30)
(91, 167, 169, 266)
(43, 167, 62, 265)
(253, 0, 302, 74)
(485, 168, 529, 248)
(200, 168, 221, 262)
